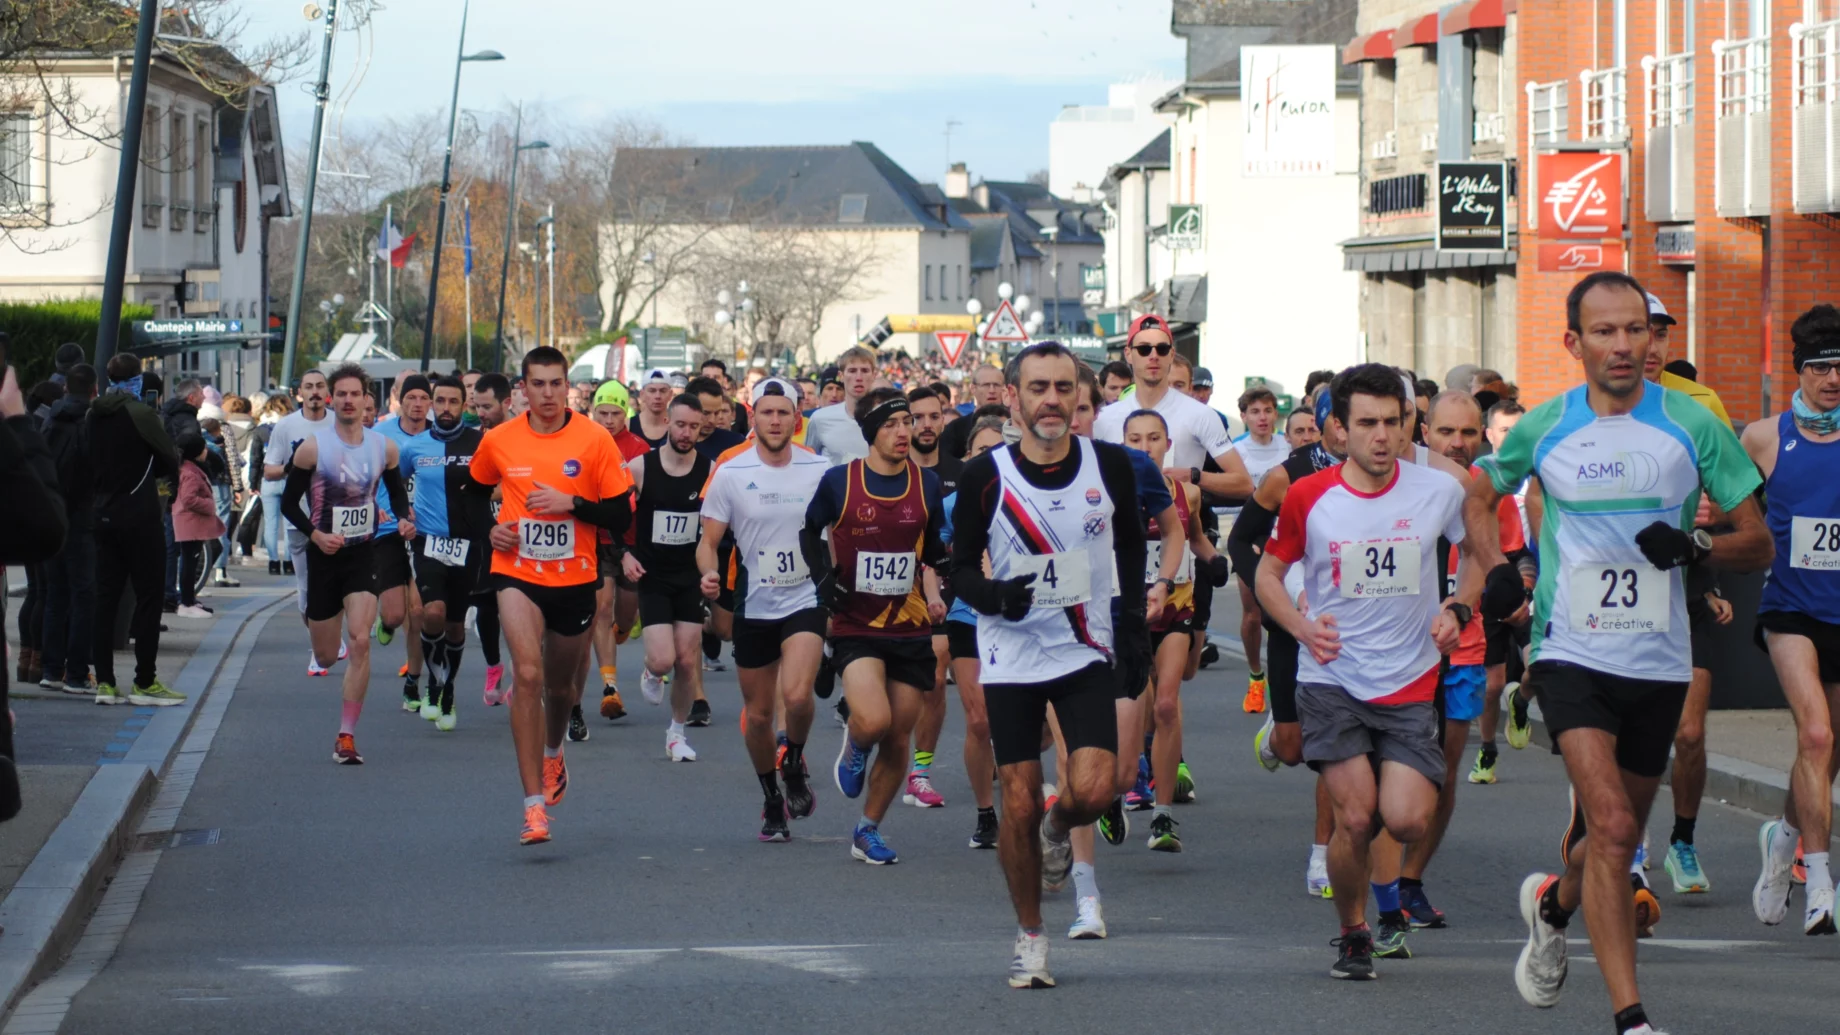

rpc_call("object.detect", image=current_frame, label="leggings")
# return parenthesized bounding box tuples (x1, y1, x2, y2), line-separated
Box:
(179, 541, 206, 606)
(473, 592, 501, 667)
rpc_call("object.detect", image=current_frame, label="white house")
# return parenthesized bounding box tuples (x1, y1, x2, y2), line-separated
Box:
(1048, 78, 1181, 200)
(1100, 130, 1175, 314)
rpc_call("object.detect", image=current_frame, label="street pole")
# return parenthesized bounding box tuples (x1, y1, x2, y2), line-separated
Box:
(279, 0, 342, 386)
(531, 248, 541, 355)
(490, 110, 524, 374)
(419, 0, 502, 372)
(94, 0, 162, 368)
(383, 202, 394, 352)
(463, 197, 474, 369)
(545, 203, 556, 349)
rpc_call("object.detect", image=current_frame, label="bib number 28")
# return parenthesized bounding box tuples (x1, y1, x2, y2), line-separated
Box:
(1791, 517, 1840, 571)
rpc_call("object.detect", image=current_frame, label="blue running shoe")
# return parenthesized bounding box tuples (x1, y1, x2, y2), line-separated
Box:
(835, 736, 869, 799)
(852, 822, 898, 865)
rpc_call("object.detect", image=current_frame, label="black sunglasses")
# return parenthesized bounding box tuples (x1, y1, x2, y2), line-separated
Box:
(1132, 343, 1173, 357)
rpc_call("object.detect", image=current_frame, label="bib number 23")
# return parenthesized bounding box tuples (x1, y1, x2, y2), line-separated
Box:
(1567, 563, 1668, 633)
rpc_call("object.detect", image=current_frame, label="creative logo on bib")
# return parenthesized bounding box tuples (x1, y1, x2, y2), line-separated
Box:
(562, 459, 582, 477)
(1583, 611, 1661, 633)
(1085, 488, 1102, 506)
(1575, 451, 1660, 494)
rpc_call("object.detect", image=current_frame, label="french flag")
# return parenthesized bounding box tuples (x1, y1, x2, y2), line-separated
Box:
(376, 223, 415, 268)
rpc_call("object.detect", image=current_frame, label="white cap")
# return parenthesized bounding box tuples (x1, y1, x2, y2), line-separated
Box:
(642, 367, 673, 384)
(750, 377, 798, 408)
(1645, 292, 1676, 325)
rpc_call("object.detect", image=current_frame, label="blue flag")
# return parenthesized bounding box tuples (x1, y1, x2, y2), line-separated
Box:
(462, 204, 474, 276)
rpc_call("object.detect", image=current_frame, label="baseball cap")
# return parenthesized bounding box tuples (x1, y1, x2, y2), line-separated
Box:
(1192, 367, 1215, 389)
(1645, 292, 1677, 326)
(592, 380, 630, 410)
(750, 377, 798, 407)
(668, 372, 688, 390)
(641, 367, 674, 385)
(1126, 313, 1173, 344)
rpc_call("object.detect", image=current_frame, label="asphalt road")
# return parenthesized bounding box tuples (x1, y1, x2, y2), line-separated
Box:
(33, 604, 1840, 1034)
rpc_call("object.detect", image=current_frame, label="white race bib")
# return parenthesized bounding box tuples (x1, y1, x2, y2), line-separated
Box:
(421, 535, 470, 567)
(331, 504, 374, 539)
(1145, 542, 1194, 585)
(855, 551, 916, 597)
(1790, 516, 1840, 571)
(755, 547, 808, 588)
(1336, 538, 1419, 598)
(651, 511, 697, 547)
(1566, 563, 1670, 633)
(518, 518, 575, 561)
(1011, 551, 1092, 608)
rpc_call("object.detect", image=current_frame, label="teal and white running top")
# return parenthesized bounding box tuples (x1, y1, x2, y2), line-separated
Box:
(1478, 381, 1760, 683)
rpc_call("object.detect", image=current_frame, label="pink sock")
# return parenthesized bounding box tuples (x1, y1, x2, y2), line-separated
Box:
(340, 699, 362, 735)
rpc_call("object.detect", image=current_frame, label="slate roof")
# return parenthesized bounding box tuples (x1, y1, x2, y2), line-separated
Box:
(1113, 130, 1172, 173)
(1184, 0, 1358, 85)
(966, 216, 1009, 270)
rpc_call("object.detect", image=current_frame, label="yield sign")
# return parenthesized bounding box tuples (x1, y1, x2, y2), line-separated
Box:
(934, 331, 970, 365)
(981, 299, 1030, 343)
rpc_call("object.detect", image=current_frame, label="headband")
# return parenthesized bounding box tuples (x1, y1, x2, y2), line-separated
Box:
(1794, 334, 1840, 372)
(857, 396, 910, 440)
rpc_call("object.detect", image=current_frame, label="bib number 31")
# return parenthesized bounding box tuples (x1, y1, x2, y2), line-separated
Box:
(518, 518, 575, 562)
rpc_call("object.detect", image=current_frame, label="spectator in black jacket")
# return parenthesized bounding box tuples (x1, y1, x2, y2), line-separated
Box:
(13, 380, 65, 685)
(38, 364, 98, 693)
(160, 379, 204, 610)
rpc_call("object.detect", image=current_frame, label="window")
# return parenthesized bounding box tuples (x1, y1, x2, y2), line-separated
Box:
(194, 116, 211, 232)
(169, 110, 188, 230)
(838, 193, 868, 223)
(704, 195, 733, 219)
(142, 106, 163, 226)
(0, 113, 29, 210)
(925, 264, 933, 300)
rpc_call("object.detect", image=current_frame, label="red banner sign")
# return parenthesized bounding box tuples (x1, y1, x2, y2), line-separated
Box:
(1536, 241, 1625, 273)
(1539, 152, 1623, 240)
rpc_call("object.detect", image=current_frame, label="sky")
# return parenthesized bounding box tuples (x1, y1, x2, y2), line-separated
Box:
(245, 0, 1186, 184)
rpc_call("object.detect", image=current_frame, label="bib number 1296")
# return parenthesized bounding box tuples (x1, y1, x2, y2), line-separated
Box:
(518, 519, 574, 562)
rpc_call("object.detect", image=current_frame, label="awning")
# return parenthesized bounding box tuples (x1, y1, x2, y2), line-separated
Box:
(1341, 29, 1396, 66)
(1339, 232, 1518, 272)
(1443, 0, 1509, 35)
(1398, 13, 1440, 48)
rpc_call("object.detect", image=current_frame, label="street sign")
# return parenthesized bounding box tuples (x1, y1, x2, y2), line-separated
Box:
(934, 331, 970, 365)
(640, 327, 688, 368)
(1436, 161, 1508, 251)
(1058, 335, 1109, 368)
(1080, 265, 1105, 291)
(1167, 205, 1204, 250)
(136, 318, 245, 337)
(887, 314, 980, 334)
(982, 300, 1030, 343)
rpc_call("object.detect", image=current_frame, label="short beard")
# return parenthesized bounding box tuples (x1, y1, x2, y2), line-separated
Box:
(912, 435, 938, 455)
(434, 413, 460, 430)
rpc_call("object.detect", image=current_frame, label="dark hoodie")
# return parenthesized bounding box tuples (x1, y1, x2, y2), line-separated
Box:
(161, 394, 202, 453)
(41, 393, 94, 529)
(89, 389, 178, 524)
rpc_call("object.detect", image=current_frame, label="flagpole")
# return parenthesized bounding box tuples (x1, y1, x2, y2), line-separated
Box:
(463, 197, 474, 370)
(383, 202, 394, 353)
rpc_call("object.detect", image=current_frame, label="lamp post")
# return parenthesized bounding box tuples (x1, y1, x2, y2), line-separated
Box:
(418, 0, 502, 372)
(536, 207, 556, 348)
(712, 282, 753, 366)
(489, 114, 548, 372)
(277, 0, 342, 385)
(1041, 224, 1060, 334)
(93, 0, 161, 368)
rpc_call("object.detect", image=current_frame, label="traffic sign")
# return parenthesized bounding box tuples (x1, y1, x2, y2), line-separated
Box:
(934, 331, 970, 365)
(981, 300, 1030, 343)
(136, 318, 245, 337)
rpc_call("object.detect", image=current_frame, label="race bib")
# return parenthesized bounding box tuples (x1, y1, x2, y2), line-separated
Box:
(1566, 563, 1670, 634)
(755, 547, 808, 588)
(518, 518, 575, 561)
(1335, 539, 1419, 598)
(331, 504, 374, 539)
(421, 535, 470, 567)
(651, 511, 697, 547)
(1791, 517, 1840, 571)
(1011, 551, 1092, 608)
(1145, 542, 1193, 585)
(855, 551, 916, 596)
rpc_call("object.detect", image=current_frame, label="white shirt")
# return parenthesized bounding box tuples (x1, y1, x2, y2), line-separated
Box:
(263, 409, 332, 472)
(1233, 434, 1290, 481)
(803, 401, 869, 466)
(1093, 387, 1232, 470)
(700, 446, 830, 621)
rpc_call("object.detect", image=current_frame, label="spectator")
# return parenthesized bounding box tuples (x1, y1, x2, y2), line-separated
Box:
(27, 380, 64, 427)
(172, 436, 224, 618)
(1664, 358, 1698, 382)
(1467, 367, 1503, 394)
(37, 363, 98, 693)
(199, 416, 238, 587)
(254, 393, 294, 574)
(51, 342, 85, 385)
(1444, 363, 1479, 393)
(220, 396, 258, 562)
(160, 379, 205, 610)
(14, 380, 65, 683)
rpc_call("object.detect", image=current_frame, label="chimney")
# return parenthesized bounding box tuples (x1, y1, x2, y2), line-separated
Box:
(944, 162, 970, 200)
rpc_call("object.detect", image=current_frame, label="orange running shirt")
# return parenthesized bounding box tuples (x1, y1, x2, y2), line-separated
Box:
(470, 411, 633, 587)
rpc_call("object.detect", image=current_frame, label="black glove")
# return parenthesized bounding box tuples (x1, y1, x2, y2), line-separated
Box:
(1198, 553, 1230, 588)
(1635, 520, 1704, 570)
(1480, 562, 1527, 622)
(813, 653, 836, 700)
(993, 573, 1037, 621)
(1114, 608, 1152, 700)
(817, 571, 851, 612)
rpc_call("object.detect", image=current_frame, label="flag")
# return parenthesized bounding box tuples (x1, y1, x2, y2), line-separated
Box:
(375, 223, 415, 268)
(462, 203, 473, 276)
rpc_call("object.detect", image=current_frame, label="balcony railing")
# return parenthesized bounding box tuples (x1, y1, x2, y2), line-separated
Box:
(1370, 130, 1399, 160)
(1473, 111, 1507, 144)
(1420, 130, 1440, 153)
(1644, 52, 1695, 128)
(1715, 35, 1772, 217)
(1792, 19, 1840, 213)
(1526, 79, 1570, 145)
(1581, 66, 1629, 141)
(1643, 52, 1697, 222)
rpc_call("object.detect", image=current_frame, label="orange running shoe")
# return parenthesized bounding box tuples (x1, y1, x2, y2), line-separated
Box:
(520, 804, 551, 845)
(398, 663, 410, 678)
(1632, 876, 1661, 938)
(599, 686, 627, 720)
(333, 733, 363, 765)
(1242, 676, 1267, 714)
(543, 754, 569, 807)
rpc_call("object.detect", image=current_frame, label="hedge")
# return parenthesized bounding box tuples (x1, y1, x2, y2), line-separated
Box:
(0, 299, 154, 389)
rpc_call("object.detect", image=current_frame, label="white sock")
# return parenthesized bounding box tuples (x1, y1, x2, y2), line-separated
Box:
(668, 721, 685, 736)
(1774, 817, 1801, 856)
(1072, 862, 1099, 900)
(543, 744, 562, 759)
(523, 794, 544, 809)
(1310, 843, 1328, 865)
(1806, 852, 1832, 895)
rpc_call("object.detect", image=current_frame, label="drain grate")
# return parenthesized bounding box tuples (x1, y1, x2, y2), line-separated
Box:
(133, 828, 221, 852)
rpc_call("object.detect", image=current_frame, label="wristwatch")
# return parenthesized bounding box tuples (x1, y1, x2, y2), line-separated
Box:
(1154, 577, 1176, 594)
(1189, 466, 1202, 485)
(1444, 602, 1473, 627)
(1690, 528, 1713, 563)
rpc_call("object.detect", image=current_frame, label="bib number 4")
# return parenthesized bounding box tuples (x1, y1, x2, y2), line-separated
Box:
(1012, 551, 1092, 608)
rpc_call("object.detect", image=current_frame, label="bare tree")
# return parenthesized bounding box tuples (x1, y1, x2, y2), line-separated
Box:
(689, 225, 881, 367)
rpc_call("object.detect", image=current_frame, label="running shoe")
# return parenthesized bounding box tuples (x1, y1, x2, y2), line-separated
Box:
(703, 654, 728, 673)
(640, 669, 666, 705)
(1373, 914, 1412, 959)
(1514, 873, 1568, 1008)
(520, 803, 551, 846)
(851, 823, 898, 865)
(1008, 930, 1054, 989)
(782, 763, 816, 820)
(599, 685, 626, 720)
(1098, 796, 1129, 846)
(283, 560, 295, 576)
(1633, 873, 1661, 938)
(687, 698, 712, 727)
(1468, 744, 1498, 785)
(1040, 815, 1073, 891)
(568, 704, 590, 742)
(482, 664, 506, 706)
(1637, 832, 1652, 870)
(1307, 855, 1333, 899)
(94, 683, 125, 706)
(1502, 681, 1531, 749)
(36, 673, 64, 692)
(1242, 675, 1266, 714)
(175, 604, 212, 619)
(814, 654, 837, 700)
(1794, 839, 1807, 885)
(1664, 840, 1709, 894)
(543, 754, 569, 807)
(1147, 812, 1181, 853)
(1254, 713, 1280, 772)
(419, 678, 441, 721)
(1401, 883, 1447, 929)
(336, 640, 346, 661)
(374, 617, 393, 646)
(333, 733, 363, 765)
(1806, 884, 1837, 935)
(1068, 896, 1107, 940)
(759, 799, 790, 843)
(834, 696, 850, 727)
(128, 682, 186, 707)
(308, 651, 330, 678)
(403, 677, 423, 713)
(436, 698, 456, 733)
(903, 772, 944, 808)
(1123, 753, 1153, 810)
(834, 736, 869, 799)
(1173, 761, 1195, 803)
(397, 662, 408, 677)
(969, 810, 999, 850)
(1754, 818, 1798, 925)
(666, 728, 697, 762)
(1329, 930, 1375, 981)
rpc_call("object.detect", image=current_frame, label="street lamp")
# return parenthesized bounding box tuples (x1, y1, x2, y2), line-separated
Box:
(419, 0, 503, 372)
(639, 250, 659, 329)
(1041, 224, 1060, 334)
(712, 282, 753, 365)
(490, 114, 549, 373)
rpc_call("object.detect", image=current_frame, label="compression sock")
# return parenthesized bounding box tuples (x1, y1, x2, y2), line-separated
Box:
(757, 770, 782, 802)
(1071, 862, 1099, 900)
(339, 699, 362, 735)
(912, 750, 934, 775)
(1539, 880, 1574, 929)
(420, 632, 447, 687)
(1371, 879, 1401, 915)
(1613, 1004, 1650, 1035)
(782, 741, 805, 774)
(1670, 815, 1696, 846)
(600, 665, 616, 687)
(444, 639, 465, 686)
(1805, 852, 1833, 894)
(476, 607, 501, 666)
(702, 631, 720, 661)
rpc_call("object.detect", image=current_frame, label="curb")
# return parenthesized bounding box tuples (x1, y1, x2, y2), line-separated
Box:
(0, 592, 288, 1018)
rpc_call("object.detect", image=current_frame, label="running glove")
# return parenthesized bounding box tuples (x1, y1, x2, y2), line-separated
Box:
(817, 571, 852, 612)
(1197, 553, 1230, 587)
(972, 572, 1037, 621)
(1480, 562, 1527, 621)
(1635, 521, 1706, 570)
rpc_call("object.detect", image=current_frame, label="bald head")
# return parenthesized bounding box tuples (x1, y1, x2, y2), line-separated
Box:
(1425, 391, 1484, 466)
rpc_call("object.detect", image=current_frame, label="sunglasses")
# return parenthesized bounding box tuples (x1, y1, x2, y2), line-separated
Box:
(1132, 343, 1173, 357)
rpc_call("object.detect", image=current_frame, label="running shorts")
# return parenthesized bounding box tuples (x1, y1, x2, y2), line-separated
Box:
(492, 573, 597, 636)
(372, 532, 412, 593)
(985, 661, 1119, 767)
(732, 606, 827, 669)
(1483, 615, 1530, 667)
(1296, 681, 1444, 787)
(1523, 660, 1688, 779)
(411, 537, 476, 612)
(639, 583, 709, 627)
(1150, 616, 1194, 652)
(1442, 663, 1487, 723)
(945, 620, 978, 662)
(305, 539, 379, 622)
(597, 542, 622, 583)
(1756, 610, 1840, 683)
(831, 635, 936, 694)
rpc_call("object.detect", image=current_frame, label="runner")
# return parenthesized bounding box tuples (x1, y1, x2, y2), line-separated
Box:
(467, 374, 511, 702)
(685, 375, 746, 706)
(1257, 363, 1474, 980)
(804, 346, 877, 465)
(904, 384, 963, 810)
(1472, 399, 1536, 786)
(588, 379, 648, 725)
(1746, 302, 1840, 936)
(1474, 272, 1769, 1034)
(373, 375, 431, 716)
(948, 341, 1153, 987)
(940, 362, 1007, 460)
(632, 367, 676, 451)
(279, 364, 415, 765)
(1285, 407, 1320, 449)
(468, 347, 635, 846)
(802, 387, 948, 865)
(1233, 385, 1289, 714)
(261, 370, 343, 674)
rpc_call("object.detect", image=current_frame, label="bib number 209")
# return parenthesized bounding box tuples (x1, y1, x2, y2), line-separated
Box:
(518, 519, 575, 562)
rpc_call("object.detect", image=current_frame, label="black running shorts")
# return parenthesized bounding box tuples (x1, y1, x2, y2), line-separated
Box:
(372, 532, 413, 593)
(411, 537, 476, 613)
(305, 539, 379, 622)
(492, 573, 597, 636)
(732, 606, 828, 669)
(638, 582, 708, 627)
(985, 662, 1119, 767)
(1755, 610, 1840, 683)
(1524, 660, 1688, 779)
(831, 635, 936, 693)
(945, 620, 978, 662)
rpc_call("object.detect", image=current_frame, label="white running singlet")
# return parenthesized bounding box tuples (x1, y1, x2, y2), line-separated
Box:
(700, 446, 829, 620)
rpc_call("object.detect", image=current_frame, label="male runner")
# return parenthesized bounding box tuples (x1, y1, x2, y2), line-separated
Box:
(1473, 399, 1535, 784)
(374, 375, 430, 714)
(263, 370, 348, 673)
(940, 362, 1008, 459)
(804, 346, 877, 464)
(904, 384, 963, 809)
(469, 347, 634, 845)
(1476, 272, 1768, 1035)
(1257, 363, 1473, 980)
(588, 379, 648, 723)
(468, 374, 512, 702)
(280, 365, 414, 764)
(625, 392, 711, 762)
(949, 342, 1153, 987)
(632, 367, 676, 450)
(1099, 361, 1132, 406)
(802, 387, 948, 864)
(1746, 302, 1840, 936)
(1234, 385, 1289, 713)
(699, 377, 827, 841)
(686, 374, 747, 698)
(686, 375, 747, 461)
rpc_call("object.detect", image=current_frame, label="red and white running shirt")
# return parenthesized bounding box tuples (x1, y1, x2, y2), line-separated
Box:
(1266, 460, 1467, 704)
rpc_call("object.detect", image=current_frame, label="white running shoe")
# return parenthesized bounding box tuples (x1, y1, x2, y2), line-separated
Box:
(420, 695, 441, 722)
(436, 708, 456, 733)
(1306, 855, 1332, 898)
(1622, 1026, 1669, 1035)
(1514, 873, 1568, 1008)
(1039, 814, 1072, 892)
(641, 669, 667, 706)
(666, 729, 697, 762)
(1804, 883, 1837, 935)
(1068, 896, 1107, 940)
(307, 651, 329, 677)
(337, 639, 348, 661)
(1007, 930, 1055, 989)
(1254, 713, 1280, 772)
(1753, 819, 1798, 926)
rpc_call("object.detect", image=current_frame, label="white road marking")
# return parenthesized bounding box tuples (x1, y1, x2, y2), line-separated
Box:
(1642, 938, 1774, 951)
(693, 945, 870, 980)
(239, 964, 360, 996)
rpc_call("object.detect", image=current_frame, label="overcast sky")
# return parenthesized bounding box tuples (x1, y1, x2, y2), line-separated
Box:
(247, 0, 1185, 183)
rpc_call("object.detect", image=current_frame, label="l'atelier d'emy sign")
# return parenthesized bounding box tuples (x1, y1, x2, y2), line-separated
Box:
(1436, 161, 1508, 251)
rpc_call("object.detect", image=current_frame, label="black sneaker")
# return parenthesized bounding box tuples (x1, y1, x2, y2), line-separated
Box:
(1198, 641, 1220, 668)
(567, 704, 590, 742)
(968, 809, 999, 850)
(1147, 812, 1181, 852)
(402, 676, 422, 712)
(759, 798, 791, 843)
(782, 763, 816, 819)
(1331, 930, 1377, 980)
(268, 560, 281, 575)
(282, 561, 295, 576)
(814, 654, 836, 699)
(687, 698, 712, 727)
(1373, 912, 1413, 959)
(1401, 883, 1448, 929)
(1098, 795, 1129, 846)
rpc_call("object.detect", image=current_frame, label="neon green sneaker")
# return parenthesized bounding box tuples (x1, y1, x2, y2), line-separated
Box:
(128, 682, 187, 707)
(374, 617, 394, 646)
(1502, 682, 1532, 750)
(1468, 745, 1499, 785)
(94, 683, 126, 706)
(1174, 761, 1196, 803)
